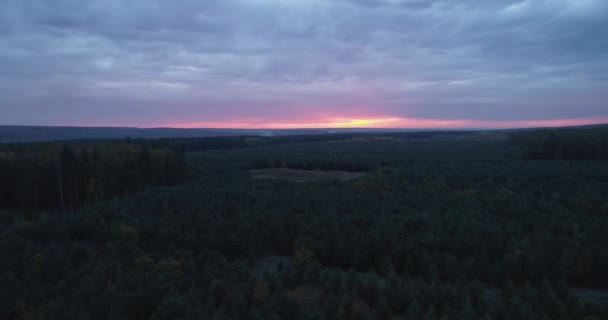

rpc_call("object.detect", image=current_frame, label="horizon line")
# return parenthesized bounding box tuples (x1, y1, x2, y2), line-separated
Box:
(1, 122, 607, 131)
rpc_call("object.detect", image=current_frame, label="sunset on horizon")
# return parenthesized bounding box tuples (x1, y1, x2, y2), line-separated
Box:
(1, 0, 607, 129)
(158, 116, 608, 130)
(2, 1, 608, 318)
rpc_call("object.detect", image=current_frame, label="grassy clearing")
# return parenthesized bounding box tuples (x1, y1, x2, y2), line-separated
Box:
(250, 168, 366, 182)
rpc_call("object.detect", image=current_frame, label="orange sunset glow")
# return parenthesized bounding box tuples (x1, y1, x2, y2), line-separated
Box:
(161, 116, 608, 130)
(3, 1, 608, 319)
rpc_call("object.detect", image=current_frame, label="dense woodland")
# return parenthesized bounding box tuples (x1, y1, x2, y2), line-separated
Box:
(0, 142, 187, 212)
(511, 127, 608, 160)
(1, 127, 608, 319)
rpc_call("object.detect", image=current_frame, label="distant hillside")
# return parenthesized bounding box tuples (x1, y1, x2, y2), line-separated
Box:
(0, 126, 266, 143)
(0, 126, 339, 143)
(0, 126, 424, 143)
(1, 124, 606, 143)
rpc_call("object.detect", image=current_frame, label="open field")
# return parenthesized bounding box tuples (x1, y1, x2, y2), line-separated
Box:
(250, 168, 366, 182)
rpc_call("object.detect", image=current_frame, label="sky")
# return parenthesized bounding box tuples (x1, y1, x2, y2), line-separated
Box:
(1, 0, 607, 129)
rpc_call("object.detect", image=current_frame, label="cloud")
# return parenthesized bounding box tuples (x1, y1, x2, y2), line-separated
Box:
(0, 0, 606, 127)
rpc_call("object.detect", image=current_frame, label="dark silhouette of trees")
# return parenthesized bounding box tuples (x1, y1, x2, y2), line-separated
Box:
(0, 141, 188, 211)
(1, 129, 608, 319)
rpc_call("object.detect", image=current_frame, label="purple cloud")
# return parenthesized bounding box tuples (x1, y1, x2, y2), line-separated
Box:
(1, 0, 607, 127)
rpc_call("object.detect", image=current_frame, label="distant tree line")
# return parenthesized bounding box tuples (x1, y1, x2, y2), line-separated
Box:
(138, 131, 477, 154)
(511, 127, 608, 160)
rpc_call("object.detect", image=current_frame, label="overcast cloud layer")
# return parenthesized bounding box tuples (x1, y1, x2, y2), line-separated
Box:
(1, 0, 607, 127)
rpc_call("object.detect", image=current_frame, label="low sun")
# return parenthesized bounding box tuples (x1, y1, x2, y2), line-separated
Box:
(328, 118, 402, 128)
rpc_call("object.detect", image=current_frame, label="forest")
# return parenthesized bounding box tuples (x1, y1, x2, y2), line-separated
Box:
(1, 126, 608, 319)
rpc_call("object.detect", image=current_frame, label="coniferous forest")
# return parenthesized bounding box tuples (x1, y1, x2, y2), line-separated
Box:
(1, 127, 608, 319)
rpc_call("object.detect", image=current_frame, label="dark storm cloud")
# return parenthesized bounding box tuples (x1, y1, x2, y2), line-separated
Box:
(1, 0, 607, 126)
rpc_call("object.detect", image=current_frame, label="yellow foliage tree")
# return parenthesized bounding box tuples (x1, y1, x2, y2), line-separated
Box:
(114, 223, 138, 243)
(292, 247, 318, 266)
(253, 279, 270, 302)
(156, 257, 182, 278)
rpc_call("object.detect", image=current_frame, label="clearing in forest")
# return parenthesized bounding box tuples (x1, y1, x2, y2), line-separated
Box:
(250, 168, 366, 182)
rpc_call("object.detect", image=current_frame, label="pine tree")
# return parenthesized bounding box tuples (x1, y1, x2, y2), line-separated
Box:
(458, 297, 476, 320)
(425, 305, 438, 320)
(406, 299, 423, 320)
(373, 295, 390, 319)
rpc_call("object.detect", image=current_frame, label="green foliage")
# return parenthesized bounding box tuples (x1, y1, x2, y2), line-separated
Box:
(155, 258, 182, 278)
(114, 223, 138, 243)
(511, 127, 608, 160)
(0, 141, 188, 211)
(1, 130, 608, 319)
